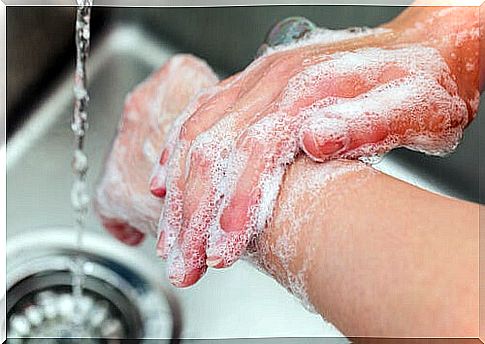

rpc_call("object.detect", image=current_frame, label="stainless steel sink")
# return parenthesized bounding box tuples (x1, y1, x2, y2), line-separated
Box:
(6, 5, 483, 341)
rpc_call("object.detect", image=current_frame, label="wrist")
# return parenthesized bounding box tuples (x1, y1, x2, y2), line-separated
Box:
(388, 4, 481, 121)
(248, 158, 373, 312)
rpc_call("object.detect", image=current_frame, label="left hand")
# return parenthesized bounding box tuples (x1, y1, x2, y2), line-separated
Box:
(94, 54, 218, 245)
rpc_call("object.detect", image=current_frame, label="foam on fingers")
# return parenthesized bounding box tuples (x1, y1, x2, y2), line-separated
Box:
(149, 86, 219, 199)
(300, 74, 468, 161)
(205, 113, 299, 268)
(156, 140, 189, 259)
(158, 34, 478, 287)
(95, 54, 219, 247)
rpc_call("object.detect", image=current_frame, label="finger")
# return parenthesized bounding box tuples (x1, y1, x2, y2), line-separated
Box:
(171, 121, 235, 284)
(100, 216, 146, 246)
(155, 140, 189, 259)
(155, 86, 241, 258)
(174, 53, 308, 273)
(163, 111, 241, 286)
(165, 143, 216, 286)
(202, 55, 409, 268)
(300, 75, 469, 162)
(156, 66, 258, 258)
(205, 113, 295, 268)
(149, 72, 243, 199)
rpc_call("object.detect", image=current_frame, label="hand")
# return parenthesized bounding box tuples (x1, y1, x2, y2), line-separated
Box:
(152, 7, 480, 287)
(94, 54, 218, 245)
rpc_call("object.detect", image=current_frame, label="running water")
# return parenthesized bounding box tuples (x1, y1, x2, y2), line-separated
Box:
(70, 1, 92, 324)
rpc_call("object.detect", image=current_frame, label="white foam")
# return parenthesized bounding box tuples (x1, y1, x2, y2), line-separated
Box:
(163, 43, 472, 276)
(247, 160, 372, 312)
(95, 55, 218, 238)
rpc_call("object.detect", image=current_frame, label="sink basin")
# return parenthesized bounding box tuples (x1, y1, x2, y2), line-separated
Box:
(6, 5, 483, 341)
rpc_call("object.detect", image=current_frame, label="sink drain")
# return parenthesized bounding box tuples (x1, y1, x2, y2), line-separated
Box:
(7, 258, 143, 341)
(6, 228, 181, 343)
(9, 289, 127, 340)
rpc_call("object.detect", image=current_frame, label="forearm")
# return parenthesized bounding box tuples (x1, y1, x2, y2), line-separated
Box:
(388, 1, 482, 96)
(252, 158, 479, 337)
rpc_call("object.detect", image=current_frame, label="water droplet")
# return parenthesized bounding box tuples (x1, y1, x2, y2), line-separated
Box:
(72, 149, 88, 174)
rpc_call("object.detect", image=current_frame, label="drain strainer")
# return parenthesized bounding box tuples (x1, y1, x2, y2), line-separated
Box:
(6, 228, 181, 343)
(7, 260, 142, 342)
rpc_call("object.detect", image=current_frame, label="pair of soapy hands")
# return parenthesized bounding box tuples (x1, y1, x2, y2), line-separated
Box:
(95, 13, 479, 288)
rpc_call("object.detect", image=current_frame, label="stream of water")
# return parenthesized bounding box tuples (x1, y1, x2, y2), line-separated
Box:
(71, 1, 92, 324)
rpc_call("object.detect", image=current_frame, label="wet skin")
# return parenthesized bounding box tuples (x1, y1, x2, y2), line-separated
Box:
(149, 5, 481, 286)
(96, 5, 481, 287)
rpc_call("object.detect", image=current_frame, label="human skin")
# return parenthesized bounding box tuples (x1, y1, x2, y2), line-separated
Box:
(151, 3, 482, 286)
(96, 82, 480, 336)
(95, 3, 481, 337)
(94, 55, 218, 244)
(253, 158, 479, 337)
(95, 58, 479, 339)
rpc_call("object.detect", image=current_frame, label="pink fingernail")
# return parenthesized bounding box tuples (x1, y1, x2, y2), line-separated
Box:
(219, 194, 256, 233)
(159, 149, 169, 165)
(206, 255, 223, 268)
(316, 138, 346, 155)
(220, 214, 243, 233)
(150, 176, 167, 198)
(156, 231, 167, 259)
(103, 219, 145, 246)
(168, 249, 185, 286)
(301, 130, 346, 161)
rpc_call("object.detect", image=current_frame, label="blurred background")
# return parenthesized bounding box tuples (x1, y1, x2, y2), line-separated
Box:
(5, 5, 483, 342)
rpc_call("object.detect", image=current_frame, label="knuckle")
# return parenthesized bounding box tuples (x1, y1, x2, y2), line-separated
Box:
(188, 133, 214, 165)
(180, 116, 202, 141)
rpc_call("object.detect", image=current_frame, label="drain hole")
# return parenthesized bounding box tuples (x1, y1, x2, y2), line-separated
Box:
(7, 270, 143, 342)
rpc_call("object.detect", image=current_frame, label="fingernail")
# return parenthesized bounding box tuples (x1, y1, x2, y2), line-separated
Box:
(159, 149, 170, 165)
(150, 176, 167, 198)
(156, 231, 167, 258)
(167, 249, 185, 286)
(206, 255, 223, 268)
(150, 150, 169, 198)
(315, 137, 346, 155)
(103, 219, 145, 246)
(219, 201, 250, 233)
(302, 129, 346, 161)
